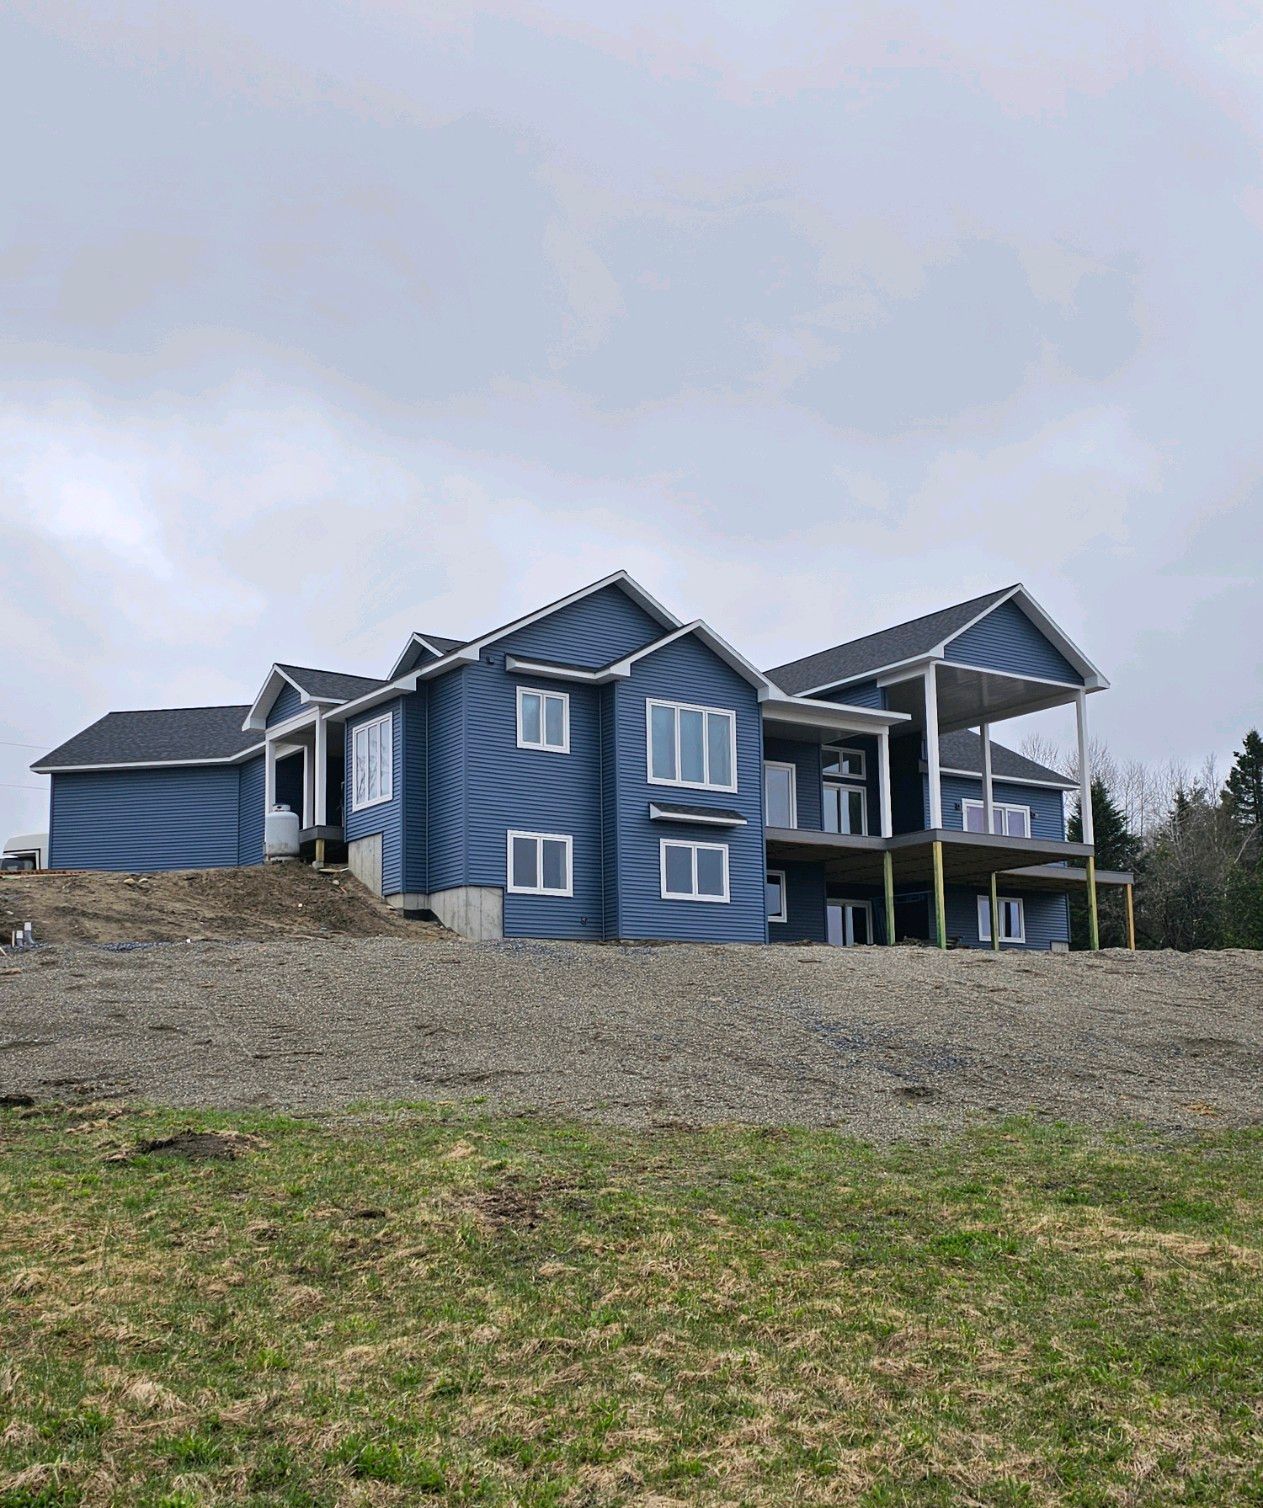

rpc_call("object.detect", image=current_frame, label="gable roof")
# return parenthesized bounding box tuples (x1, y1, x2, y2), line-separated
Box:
(387, 632, 468, 680)
(244, 662, 388, 730)
(33, 706, 260, 772)
(937, 730, 1077, 789)
(767, 588, 1013, 695)
(767, 584, 1106, 694)
(273, 664, 386, 703)
(505, 619, 778, 695)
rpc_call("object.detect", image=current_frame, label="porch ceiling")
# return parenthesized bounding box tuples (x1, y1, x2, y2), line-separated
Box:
(765, 826, 1095, 888)
(883, 663, 1082, 734)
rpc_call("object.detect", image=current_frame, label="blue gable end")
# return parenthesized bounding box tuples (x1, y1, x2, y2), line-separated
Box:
(610, 633, 766, 943)
(944, 599, 1082, 684)
(50, 766, 243, 871)
(266, 680, 306, 726)
(498, 582, 665, 668)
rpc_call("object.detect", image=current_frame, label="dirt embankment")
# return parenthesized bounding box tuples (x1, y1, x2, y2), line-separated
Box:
(0, 864, 444, 944)
(2, 938, 1261, 1139)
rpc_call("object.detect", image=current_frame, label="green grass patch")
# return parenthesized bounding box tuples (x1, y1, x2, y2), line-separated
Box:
(2, 1104, 1262, 1504)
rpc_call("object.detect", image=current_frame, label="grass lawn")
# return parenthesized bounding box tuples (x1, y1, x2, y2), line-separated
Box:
(1, 1105, 1261, 1506)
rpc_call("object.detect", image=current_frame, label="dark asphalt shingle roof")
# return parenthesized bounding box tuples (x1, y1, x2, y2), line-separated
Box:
(35, 706, 261, 770)
(938, 730, 1075, 788)
(766, 587, 1015, 694)
(274, 664, 387, 702)
(413, 633, 466, 656)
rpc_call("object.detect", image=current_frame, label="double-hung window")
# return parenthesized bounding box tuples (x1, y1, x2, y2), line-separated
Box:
(764, 761, 797, 829)
(977, 894, 1026, 944)
(517, 686, 569, 753)
(660, 840, 729, 902)
(507, 831, 573, 896)
(351, 713, 393, 811)
(647, 700, 736, 791)
(766, 869, 788, 923)
(962, 799, 1031, 838)
(821, 744, 867, 835)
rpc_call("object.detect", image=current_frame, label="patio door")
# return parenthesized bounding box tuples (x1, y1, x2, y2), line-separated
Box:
(826, 899, 873, 947)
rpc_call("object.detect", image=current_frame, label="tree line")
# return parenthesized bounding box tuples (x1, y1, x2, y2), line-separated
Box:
(1018, 728, 1263, 951)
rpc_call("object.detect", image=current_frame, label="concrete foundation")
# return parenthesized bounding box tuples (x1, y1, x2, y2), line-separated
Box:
(428, 886, 504, 941)
(347, 833, 383, 897)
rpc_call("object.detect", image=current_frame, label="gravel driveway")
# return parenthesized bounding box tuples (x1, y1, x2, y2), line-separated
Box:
(3, 939, 1261, 1139)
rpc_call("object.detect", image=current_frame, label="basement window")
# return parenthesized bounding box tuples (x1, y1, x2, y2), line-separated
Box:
(507, 830, 573, 896)
(977, 894, 1026, 944)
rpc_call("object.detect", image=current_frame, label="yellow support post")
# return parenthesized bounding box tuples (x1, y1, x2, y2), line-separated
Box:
(883, 850, 896, 945)
(1086, 854, 1100, 951)
(1124, 881, 1136, 951)
(314, 837, 326, 868)
(931, 840, 947, 950)
(989, 870, 1000, 952)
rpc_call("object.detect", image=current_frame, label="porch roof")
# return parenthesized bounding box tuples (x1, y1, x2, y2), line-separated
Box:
(765, 826, 1097, 887)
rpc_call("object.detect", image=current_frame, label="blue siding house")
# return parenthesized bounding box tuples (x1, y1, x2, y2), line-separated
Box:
(34, 575, 1133, 950)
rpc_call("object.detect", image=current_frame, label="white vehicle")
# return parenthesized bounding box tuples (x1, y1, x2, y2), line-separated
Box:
(1, 833, 48, 871)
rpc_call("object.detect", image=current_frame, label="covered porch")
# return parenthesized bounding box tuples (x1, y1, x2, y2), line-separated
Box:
(264, 708, 346, 863)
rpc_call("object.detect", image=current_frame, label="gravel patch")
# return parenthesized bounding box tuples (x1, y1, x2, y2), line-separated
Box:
(1, 940, 1261, 1139)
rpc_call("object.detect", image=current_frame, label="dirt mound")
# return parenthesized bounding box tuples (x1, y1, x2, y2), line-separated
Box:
(0, 864, 445, 945)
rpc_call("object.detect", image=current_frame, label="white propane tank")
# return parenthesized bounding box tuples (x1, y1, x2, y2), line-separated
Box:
(264, 805, 300, 861)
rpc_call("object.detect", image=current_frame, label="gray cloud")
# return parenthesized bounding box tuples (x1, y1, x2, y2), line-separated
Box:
(1, 0, 1260, 837)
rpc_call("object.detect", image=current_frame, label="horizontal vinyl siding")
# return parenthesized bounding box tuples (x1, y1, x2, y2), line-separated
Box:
(612, 634, 766, 943)
(945, 599, 1083, 684)
(344, 700, 404, 895)
(498, 582, 664, 668)
(237, 756, 265, 865)
(770, 860, 827, 943)
(763, 737, 824, 832)
(463, 660, 603, 940)
(266, 681, 307, 726)
(946, 885, 1070, 951)
(601, 685, 619, 938)
(938, 775, 1067, 840)
(50, 766, 241, 871)
(821, 679, 885, 710)
(426, 671, 467, 893)
(401, 690, 428, 896)
(890, 734, 924, 833)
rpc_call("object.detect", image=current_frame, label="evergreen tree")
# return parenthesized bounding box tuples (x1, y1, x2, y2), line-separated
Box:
(1067, 778, 1139, 948)
(1222, 729, 1263, 852)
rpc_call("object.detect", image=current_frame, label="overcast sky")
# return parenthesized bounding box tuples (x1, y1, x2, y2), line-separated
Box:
(2, 1, 1261, 839)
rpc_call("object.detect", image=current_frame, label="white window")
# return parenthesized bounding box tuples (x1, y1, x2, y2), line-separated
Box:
(977, 894, 1026, 944)
(507, 830, 573, 896)
(660, 839, 730, 902)
(766, 869, 787, 923)
(962, 800, 1032, 839)
(351, 713, 393, 811)
(647, 700, 737, 792)
(822, 745, 866, 780)
(517, 686, 570, 753)
(823, 782, 867, 835)
(764, 761, 797, 829)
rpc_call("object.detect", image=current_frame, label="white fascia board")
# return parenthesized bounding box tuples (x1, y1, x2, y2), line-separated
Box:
(504, 656, 617, 684)
(794, 651, 943, 699)
(762, 695, 909, 734)
(939, 585, 1109, 690)
(936, 766, 1078, 791)
(387, 632, 451, 681)
(34, 746, 265, 774)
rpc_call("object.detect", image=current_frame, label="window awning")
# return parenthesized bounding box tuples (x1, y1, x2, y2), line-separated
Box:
(648, 802, 747, 827)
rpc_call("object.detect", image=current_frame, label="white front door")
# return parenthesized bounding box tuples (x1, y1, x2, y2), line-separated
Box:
(827, 899, 873, 947)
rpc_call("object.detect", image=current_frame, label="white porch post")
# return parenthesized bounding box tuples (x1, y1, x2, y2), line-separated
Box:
(264, 738, 277, 811)
(1074, 691, 1094, 845)
(877, 729, 893, 838)
(314, 711, 328, 826)
(924, 664, 943, 829)
(980, 722, 994, 834)
(302, 745, 313, 828)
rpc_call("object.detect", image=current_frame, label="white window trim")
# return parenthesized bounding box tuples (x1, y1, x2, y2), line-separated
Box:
(962, 799, 1033, 838)
(516, 685, 571, 754)
(977, 894, 1026, 944)
(823, 780, 868, 836)
(646, 699, 738, 794)
(766, 869, 788, 924)
(506, 830, 574, 897)
(350, 712, 393, 812)
(824, 744, 867, 781)
(763, 760, 798, 830)
(660, 839, 731, 903)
